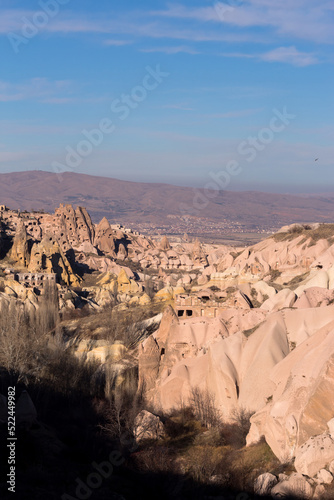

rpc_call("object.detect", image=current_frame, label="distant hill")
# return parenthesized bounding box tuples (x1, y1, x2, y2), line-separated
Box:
(0, 171, 333, 232)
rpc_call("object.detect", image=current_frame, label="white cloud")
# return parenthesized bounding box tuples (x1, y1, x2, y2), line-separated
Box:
(140, 45, 200, 54)
(152, 1, 334, 44)
(104, 39, 133, 46)
(0, 8, 269, 45)
(220, 46, 318, 66)
(0, 78, 74, 102)
(161, 104, 194, 111)
(1, 3, 333, 48)
(208, 108, 263, 118)
(260, 46, 318, 66)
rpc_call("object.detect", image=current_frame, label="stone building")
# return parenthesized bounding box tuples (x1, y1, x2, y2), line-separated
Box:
(174, 291, 226, 318)
(14, 272, 57, 287)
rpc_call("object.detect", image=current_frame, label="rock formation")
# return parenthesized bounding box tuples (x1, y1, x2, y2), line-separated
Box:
(94, 217, 116, 256)
(28, 236, 79, 286)
(159, 235, 171, 251)
(10, 220, 29, 267)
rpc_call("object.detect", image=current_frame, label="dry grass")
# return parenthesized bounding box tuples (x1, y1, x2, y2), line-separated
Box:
(243, 322, 263, 338)
(271, 224, 334, 245)
(61, 302, 164, 347)
(283, 271, 310, 289)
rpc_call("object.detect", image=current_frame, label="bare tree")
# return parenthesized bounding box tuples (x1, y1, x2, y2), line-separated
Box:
(190, 386, 222, 428)
(0, 301, 48, 383)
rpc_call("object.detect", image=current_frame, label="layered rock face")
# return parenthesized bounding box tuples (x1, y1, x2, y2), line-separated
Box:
(1, 204, 223, 280)
(10, 220, 29, 267)
(94, 216, 117, 256)
(247, 314, 334, 460)
(28, 236, 80, 286)
(139, 286, 334, 483)
(3, 203, 334, 493)
(218, 223, 334, 281)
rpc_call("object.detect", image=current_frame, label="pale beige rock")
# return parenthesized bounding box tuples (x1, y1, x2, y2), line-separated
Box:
(86, 343, 127, 363)
(74, 241, 98, 254)
(154, 286, 174, 302)
(295, 270, 330, 296)
(108, 343, 127, 362)
(295, 433, 334, 477)
(294, 287, 334, 309)
(134, 410, 165, 443)
(94, 288, 116, 307)
(159, 235, 171, 251)
(10, 220, 29, 267)
(117, 243, 128, 260)
(260, 288, 296, 312)
(139, 307, 239, 412)
(313, 484, 326, 499)
(4, 285, 17, 297)
(173, 285, 186, 296)
(238, 311, 289, 412)
(191, 239, 208, 267)
(139, 293, 151, 306)
(316, 469, 333, 484)
(327, 418, 334, 438)
(94, 217, 116, 257)
(329, 459, 334, 475)
(270, 473, 313, 499)
(248, 314, 334, 462)
(4, 279, 28, 300)
(254, 472, 278, 495)
(252, 280, 277, 300)
(29, 236, 79, 286)
(223, 224, 334, 283)
(116, 269, 141, 295)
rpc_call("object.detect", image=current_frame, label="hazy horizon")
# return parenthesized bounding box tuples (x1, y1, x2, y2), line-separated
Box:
(1, 1, 333, 194)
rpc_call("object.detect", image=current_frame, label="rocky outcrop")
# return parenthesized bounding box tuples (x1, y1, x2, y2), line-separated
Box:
(217, 224, 334, 286)
(260, 288, 296, 312)
(294, 432, 334, 477)
(159, 235, 171, 251)
(191, 239, 208, 267)
(134, 410, 165, 443)
(270, 472, 313, 498)
(10, 220, 29, 267)
(254, 473, 278, 496)
(247, 310, 334, 463)
(94, 217, 116, 257)
(117, 269, 142, 295)
(53, 204, 95, 250)
(28, 236, 79, 286)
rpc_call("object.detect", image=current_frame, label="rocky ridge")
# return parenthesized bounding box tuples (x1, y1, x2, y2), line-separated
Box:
(3, 205, 334, 497)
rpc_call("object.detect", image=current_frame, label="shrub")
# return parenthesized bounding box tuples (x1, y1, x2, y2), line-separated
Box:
(184, 445, 226, 483)
(229, 407, 254, 446)
(99, 383, 146, 441)
(190, 387, 222, 428)
(130, 445, 177, 474)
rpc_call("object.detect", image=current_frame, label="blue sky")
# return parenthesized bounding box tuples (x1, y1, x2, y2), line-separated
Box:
(0, 0, 333, 192)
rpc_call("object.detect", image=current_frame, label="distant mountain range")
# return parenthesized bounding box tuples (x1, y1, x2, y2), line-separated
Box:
(0, 171, 333, 233)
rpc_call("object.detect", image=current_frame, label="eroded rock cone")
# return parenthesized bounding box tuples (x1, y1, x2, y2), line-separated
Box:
(10, 220, 29, 267)
(117, 243, 128, 260)
(94, 217, 116, 257)
(28, 235, 79, 286)
(191, 238, 208, 266)
(159, 235, 171, 251)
